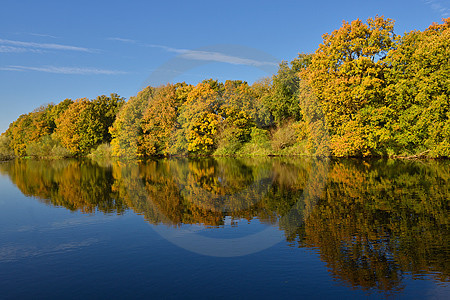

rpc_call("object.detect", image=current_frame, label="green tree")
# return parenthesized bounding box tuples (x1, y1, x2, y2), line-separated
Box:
(262, 61, 302, 124)
(110, 87, 153, 158)
(385, 18, 450, 157)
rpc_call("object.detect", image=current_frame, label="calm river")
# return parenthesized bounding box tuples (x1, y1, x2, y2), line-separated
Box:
(0, 157, 448, 299)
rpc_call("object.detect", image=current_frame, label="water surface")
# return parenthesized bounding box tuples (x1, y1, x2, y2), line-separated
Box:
(0, 158, 448, 299)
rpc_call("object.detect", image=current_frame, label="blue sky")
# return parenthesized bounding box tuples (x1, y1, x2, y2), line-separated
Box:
(0, 0, 449, 133)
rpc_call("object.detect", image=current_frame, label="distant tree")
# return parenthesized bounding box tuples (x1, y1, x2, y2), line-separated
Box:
(262, 61, 302, 125)
(56, 94, 124, 155)
(5, 104, 55, 156)
(250, 77, 275, 128)
(177, 81, 223, 154)
(221, 80, 255, 143)
(141, 84, 183, 156)
(0, 135, 14, 160)
(110, 87, 153, 158)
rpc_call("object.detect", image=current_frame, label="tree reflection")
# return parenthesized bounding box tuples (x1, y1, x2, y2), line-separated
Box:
(288, 159, 449, 292)
(0, 159, 126, 213)
(0, 157, 448, 293)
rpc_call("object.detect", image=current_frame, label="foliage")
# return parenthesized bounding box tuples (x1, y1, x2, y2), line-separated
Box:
(55, 94, 124, 156)
(5, 104, 56, 156)
(261, 61, 302, 125)
(141, 84, 184, 156)
(214, 127, 244, 156)
(297, 81, 330, 156)
(384, 18, 450, 157)
(304, 16, 396, 156)
(271, 122, 297, 151)
(110, 87, 153, 158)
(238, 128, 272, 156)
(0, 135, 14, 160)
(88, 143, 112, 160)
(2, 17, 449, 158)
(176, 81, 222, 155)
(26, 134, 72, 159)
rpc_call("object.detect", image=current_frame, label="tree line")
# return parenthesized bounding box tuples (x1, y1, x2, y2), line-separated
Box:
(1, 16, 449, 159)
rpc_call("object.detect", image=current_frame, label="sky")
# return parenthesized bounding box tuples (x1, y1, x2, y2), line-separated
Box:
(0, 0, 449, 133)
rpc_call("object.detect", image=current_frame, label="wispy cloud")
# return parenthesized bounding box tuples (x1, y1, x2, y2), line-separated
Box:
(182, 49, 277, 67)
(109, 38, 277, 67)
(424, 0, 450, 17)
(148, 44, 277, 67)
(0, 38, 97, 53)
(0, 45, 44, 53)
(0, 65, 127, 75)
(28, 33, 58, 39)
(107, 37, 137, 43)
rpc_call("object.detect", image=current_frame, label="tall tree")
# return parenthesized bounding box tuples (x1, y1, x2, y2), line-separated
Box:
(263, 61, 302, 125)
(385, 18, 450, 157)
(141, 84, 184, 156)
(305, 16, 396, 156)
(110, 87, 153, 158)
(177, 81, 223, 154)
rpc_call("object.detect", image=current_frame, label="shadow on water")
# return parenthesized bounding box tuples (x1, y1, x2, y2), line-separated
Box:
(0, 157, 448, 294)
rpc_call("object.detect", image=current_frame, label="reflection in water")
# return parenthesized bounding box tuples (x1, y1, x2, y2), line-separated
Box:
(0, 157, 448, 293)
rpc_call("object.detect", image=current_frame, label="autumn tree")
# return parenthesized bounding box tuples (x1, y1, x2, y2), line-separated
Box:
(140, 84, 185, 156)
(0, 135, 14, 160)
(221, 80, 255, 142)
(385, 18, 450, 157)
(5, 104, 55, 156)
(56, 94, 124, 155)
(305, 16, 396, 156)
(176, 81, 223, 154)
(110, 86, 153, 158)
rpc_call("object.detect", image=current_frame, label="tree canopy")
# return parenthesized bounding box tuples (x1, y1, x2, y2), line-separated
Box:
(1, 16, 449, 159)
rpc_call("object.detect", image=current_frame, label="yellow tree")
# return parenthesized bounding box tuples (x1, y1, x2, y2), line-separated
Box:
(177, 81, 222, 154)
(141, 84, 183, 156)
(305, 16, 396, 156)
(55, 99, 92, 155)
(221, 80, 255, 142)
(5, 104, 55, 156)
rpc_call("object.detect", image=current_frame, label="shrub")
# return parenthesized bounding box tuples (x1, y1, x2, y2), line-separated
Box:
(26, 134, 72, 159)
(0, 135, 14, 160)
(238, 128, 272, 156)
(88, 143, 112, 160)
(214, 128, 243, 156)
(271, 123, 297, 151)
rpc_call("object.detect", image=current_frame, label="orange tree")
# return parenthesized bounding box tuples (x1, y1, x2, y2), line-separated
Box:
(56, 94, 124, 155)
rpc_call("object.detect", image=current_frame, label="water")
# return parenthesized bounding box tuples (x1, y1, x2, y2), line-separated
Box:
(0, 157, 448, 299)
